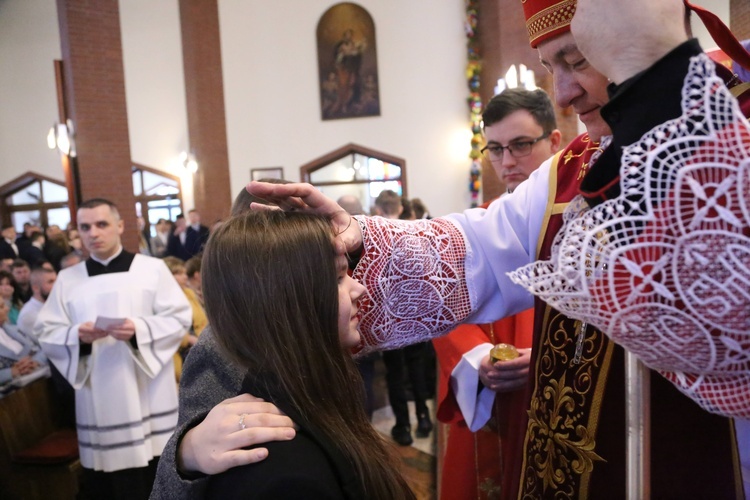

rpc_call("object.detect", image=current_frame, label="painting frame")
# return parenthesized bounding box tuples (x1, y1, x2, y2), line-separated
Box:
(250, 167, 284, 182)
(316, 3, 380, 121)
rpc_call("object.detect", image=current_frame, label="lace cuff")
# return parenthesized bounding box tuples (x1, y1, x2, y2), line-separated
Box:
(352, 216, 473, 353)
(509, 54, 750, 418)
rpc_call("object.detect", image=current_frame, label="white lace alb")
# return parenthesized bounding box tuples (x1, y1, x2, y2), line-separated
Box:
(509, 54, 750, 418)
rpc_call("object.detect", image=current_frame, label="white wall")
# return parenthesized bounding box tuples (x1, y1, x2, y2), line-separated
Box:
(0, 0, 63, 184)
(218, 0, 470, 216)
(119, 0, 194, 210)
(0, 0, 734, 217)
(691, 0, 731, 51)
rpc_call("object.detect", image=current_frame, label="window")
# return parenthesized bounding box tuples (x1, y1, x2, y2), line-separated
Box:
(132, 164, 183, 236)
(0, 173, 71, 231)
(300, 143, 406, 214)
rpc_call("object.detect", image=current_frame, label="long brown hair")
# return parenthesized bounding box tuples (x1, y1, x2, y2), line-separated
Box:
(202, 211, 413, 500)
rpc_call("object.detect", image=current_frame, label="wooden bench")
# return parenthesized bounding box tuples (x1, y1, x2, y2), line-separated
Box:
(0, 377, 81, 500)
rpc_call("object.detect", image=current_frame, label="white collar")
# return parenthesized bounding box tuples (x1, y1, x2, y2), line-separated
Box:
(90, 245, 123, 266)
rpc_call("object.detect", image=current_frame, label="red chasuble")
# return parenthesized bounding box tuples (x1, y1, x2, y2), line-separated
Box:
(519, 134, 744, 499)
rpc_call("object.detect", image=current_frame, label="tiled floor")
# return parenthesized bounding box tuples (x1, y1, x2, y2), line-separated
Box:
(369, 356, 437, 499)
(372, 399, 436, 456)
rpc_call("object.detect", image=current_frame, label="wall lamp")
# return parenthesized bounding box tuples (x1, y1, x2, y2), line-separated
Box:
(180, 151, 198, 173)
(47, 119, 76, 157)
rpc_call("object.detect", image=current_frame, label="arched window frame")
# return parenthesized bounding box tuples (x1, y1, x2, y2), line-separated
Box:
(300, 143, 407, 211)
(0, 172, 70, 229)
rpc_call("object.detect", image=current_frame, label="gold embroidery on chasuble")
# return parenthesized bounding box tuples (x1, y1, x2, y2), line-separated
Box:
(519, 307, 614, 499)
(561, 136, 599, 180)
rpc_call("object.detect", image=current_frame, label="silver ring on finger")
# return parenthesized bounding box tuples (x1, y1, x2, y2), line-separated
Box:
(239, 413, 247, 431)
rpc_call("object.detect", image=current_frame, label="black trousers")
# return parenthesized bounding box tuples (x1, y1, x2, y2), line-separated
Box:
(382, 342, 431, 427)
(78, 457, 159, 500)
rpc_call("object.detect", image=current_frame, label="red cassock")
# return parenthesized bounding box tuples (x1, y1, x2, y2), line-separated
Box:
(433, 309, 534, 500)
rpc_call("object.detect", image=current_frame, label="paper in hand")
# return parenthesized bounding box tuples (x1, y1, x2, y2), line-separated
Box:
(94, 316, 127, 331)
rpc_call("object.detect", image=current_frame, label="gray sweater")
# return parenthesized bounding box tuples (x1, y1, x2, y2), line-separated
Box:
(150, 325, 243, 499)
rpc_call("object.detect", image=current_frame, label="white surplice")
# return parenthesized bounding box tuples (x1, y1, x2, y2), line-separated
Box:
(35, 254, 191, 472)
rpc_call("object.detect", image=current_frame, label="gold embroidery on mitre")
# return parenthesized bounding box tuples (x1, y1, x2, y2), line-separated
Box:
(526, 0, 576, 45)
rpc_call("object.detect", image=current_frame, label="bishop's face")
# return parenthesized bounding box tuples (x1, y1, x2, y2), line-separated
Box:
(537, 32, 612, 142)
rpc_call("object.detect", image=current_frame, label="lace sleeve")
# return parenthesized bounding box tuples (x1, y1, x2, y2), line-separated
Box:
(509, 54, 750, 418)
(352, 216, 473, 352)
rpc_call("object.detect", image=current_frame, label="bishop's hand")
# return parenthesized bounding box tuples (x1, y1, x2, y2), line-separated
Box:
(246, 181, 363, 256)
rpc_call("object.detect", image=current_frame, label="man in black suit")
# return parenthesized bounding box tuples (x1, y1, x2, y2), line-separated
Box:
(185, 210, 209, 258)
(166, 215, 191, 261)
(20, 232, 47, 268)
(0, 224, 20, 260)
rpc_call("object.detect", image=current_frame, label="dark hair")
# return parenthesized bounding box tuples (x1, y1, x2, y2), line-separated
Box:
(162, 256, 185, 274)
(11, 259, 29, 270)
(185, 255, 202, 278)
(29, 231, 44, 244)
(411, 198, 429, 219)
(374, 190, 402, 218)
(78, 198, 120, 219)
(0, 270, 24, 309)
(203, 211, 413, 500)
(482, 87, 557, 133)
(231, 178, 292, 217)
(399, 198, 414, 220)
(175, 214, 185, 221)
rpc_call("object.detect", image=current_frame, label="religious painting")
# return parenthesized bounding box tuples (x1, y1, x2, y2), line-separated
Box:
(317, 3, 380, 120)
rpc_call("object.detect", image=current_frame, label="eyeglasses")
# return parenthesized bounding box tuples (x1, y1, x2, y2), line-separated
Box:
(480, 132, 550, 161)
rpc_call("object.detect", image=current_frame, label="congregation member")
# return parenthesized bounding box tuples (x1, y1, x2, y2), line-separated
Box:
(15, 265, 75, 425)
(0, 224, 20, 260)
(0, 299, 47, 389)
(35, 198, 191, 500)
(59, 252, 83, 270)
(410, 198, 430, 220)
(372, 189, 433, 446)
(166, 209, 208, 262)
(166, 214, 191, 260)
(66, 228, 84, 258)
(10, 259, 32, 304)
(20, 231, 47, 268)
(14, 222, 37, 250)
(162, 256, 208, 381)
(43, 225, 70, 271)
(150, 219, 170, 258)
(0, 258, 13, 273)
(0, 270, 24, 325)
(16, 267, 56, 339)
(183, 210, 209, 258)
(336, 194, 367, 216)
(432, 87, 561, 499)
(244, 0, 748, 497)
(176, 210, 414, 499)
(185, 255, 203, 305)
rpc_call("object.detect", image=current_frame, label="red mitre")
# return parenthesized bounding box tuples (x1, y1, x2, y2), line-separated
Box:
(522, 0, 577, 48)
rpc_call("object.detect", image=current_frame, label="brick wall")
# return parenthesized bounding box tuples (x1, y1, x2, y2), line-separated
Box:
(731, 0, 750, 40)
(57, 0, 139, 251)
(179, 0, 232, 227)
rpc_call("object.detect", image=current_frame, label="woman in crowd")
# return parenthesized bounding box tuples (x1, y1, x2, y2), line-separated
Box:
(0, 299, 46, 387)
(0, 270, 24, 325)
(163, 256, 208, 381)
(195, 210, 414, 499)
